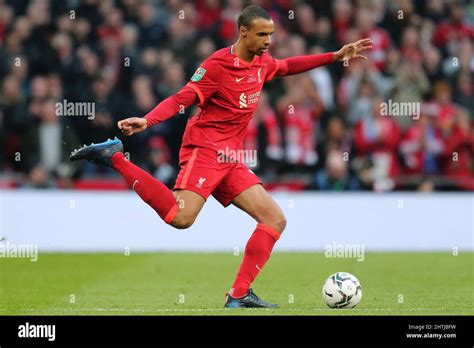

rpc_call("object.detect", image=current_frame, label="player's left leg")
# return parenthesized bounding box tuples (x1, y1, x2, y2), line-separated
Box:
(227, 184, 285, 304)
(212, 165, 285, 308)
(231, 184, 287, 233)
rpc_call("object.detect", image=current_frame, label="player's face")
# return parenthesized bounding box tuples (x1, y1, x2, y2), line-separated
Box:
(241, 18, 274, 56)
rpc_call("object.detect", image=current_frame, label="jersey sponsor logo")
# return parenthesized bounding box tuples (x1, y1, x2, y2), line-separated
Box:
(191, 67, 206, 82)
(239, 91, 261, 108)
(239, 93, 247, 108)
(196, 177, 206, 188)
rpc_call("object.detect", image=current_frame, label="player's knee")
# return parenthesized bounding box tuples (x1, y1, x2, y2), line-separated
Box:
(262, 214, 287, 233)
(275, 216, 287, 233)
(170, 213, 195, 229)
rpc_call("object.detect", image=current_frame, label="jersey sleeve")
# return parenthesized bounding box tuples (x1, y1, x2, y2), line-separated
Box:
(144, 85, 198, 127)
(186, 59, 220, 104)
(265, 53, 334, 82)
(265, 56, 280, 82)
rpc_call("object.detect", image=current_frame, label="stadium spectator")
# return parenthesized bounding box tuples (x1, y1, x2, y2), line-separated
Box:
(315, 148, 360, 191)
(390, 60, 430, 129)
(317, 116, 352, 166)
(353, 97, 400, 191)
(218, 0, 243, 44)
(399, 26, 422, 64)
(332, 0, 353, 45)
(439, 107, 473, 178)
(344, 60, 393, 125)
(355, 7, 391, 70)
(421, 44, 443, 86)
(244, 91, 283, 174)
(432, 2, 474, 55)
(136, 0, 166, 48)
(21, 98, 80, 180)
(277, 74, 322, 168)
(1, 0, 473, 192)
(309, 46, 335, 112)
(399, 106, 444, 176)
(146, 135, 175, 188)
(453, 71, 474, 117)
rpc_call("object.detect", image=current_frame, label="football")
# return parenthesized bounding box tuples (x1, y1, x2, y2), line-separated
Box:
(322, 272, 363, 308)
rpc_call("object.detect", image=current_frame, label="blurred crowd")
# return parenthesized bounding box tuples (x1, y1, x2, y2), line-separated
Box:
(0, 0, 473, 191)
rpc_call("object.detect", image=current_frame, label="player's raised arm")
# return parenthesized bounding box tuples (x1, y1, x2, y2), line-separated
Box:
(117, 84, 198, 136)
(269, 38, 373, 79)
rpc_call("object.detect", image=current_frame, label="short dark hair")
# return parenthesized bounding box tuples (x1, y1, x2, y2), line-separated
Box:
(237, 5, 272, 29)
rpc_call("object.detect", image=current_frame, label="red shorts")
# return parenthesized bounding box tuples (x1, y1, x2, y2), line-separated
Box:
(174, 146, 261, 207)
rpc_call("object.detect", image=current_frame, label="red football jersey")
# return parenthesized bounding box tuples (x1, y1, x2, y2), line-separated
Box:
(182, 45, 280, 153)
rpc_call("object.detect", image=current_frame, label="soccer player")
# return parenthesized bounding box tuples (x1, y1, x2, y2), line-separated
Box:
(70, 5, 372, 308)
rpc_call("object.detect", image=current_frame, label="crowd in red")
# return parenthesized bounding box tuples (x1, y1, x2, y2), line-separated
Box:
(0, 0, 473, 191)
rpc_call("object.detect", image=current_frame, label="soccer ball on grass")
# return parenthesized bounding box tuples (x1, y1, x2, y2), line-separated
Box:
(322, 272, 362, 308)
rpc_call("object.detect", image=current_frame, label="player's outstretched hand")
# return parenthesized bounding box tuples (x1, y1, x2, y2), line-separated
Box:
(117, 117, 147, 136)
(334, 38, 373, 62)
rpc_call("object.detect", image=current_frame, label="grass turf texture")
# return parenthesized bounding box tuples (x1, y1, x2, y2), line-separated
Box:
(1, 252, 472, 315)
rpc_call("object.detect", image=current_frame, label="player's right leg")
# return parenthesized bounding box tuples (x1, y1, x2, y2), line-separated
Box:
(69, 138, 205, 229)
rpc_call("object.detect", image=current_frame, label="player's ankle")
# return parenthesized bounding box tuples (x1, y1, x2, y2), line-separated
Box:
(230, 287, 248, 298)
(111, 151, 125, 166)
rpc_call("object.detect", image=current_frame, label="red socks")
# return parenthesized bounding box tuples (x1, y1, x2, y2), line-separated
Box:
(111, 152, 178, 224)
(230, 223, 280, 298)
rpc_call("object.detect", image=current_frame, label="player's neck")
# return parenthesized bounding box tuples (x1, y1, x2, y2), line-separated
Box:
(234, 39, 255, 63)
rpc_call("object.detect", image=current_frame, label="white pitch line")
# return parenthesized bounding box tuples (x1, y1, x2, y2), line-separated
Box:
(1, 307, 472, 313)
(3, 308, 256, 313)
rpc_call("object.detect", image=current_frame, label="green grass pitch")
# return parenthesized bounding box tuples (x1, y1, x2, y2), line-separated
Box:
(1, 252, 472, 315)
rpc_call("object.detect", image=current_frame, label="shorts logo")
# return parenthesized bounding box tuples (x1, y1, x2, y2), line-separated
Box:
(191, 67, 206, 82)
(239, 93, 247, 108)
(196, 177, 206, 188)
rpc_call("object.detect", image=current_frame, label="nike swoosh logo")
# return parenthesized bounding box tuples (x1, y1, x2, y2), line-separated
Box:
(236, 77, 245, 82)
(256, 264, 261, 271)
(132, 180, 139, 190)
(325, 291, 333, 297)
